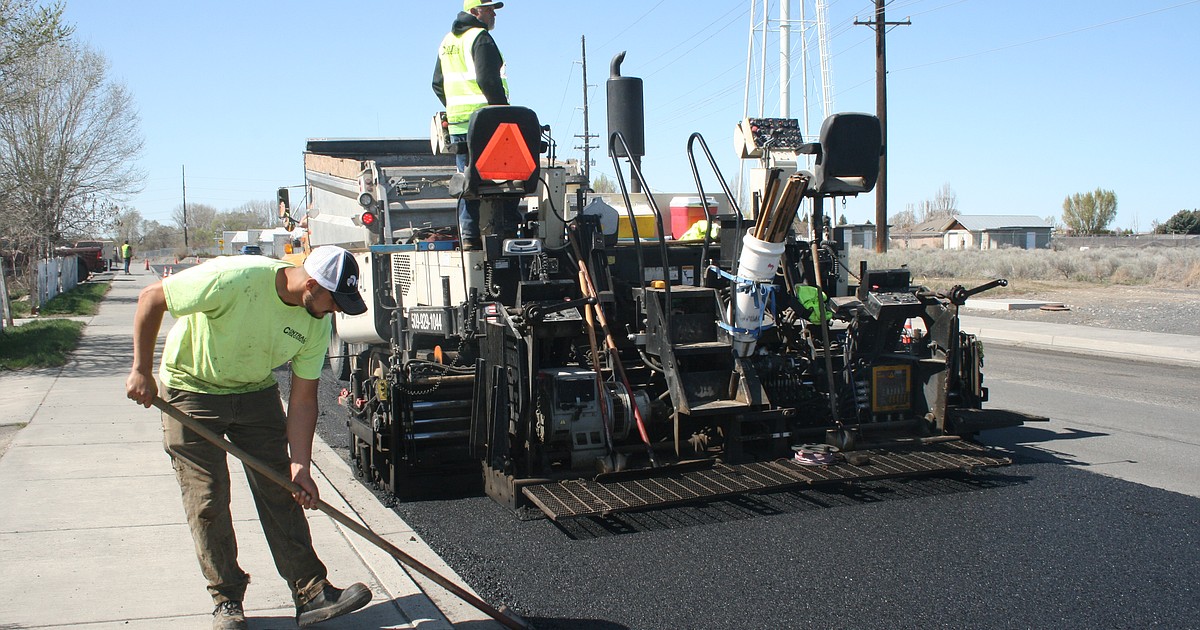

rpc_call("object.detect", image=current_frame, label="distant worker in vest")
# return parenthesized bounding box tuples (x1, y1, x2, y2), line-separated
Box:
(432, 0, 509, 251)
(121, 240, 133, 275)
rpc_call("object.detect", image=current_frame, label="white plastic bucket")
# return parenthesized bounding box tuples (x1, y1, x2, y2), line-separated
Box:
(737, 232, 786, 282)
(731, 232, 786, 355)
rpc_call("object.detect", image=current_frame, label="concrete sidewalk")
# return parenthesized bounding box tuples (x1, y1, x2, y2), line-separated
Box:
(0, 269, 500, 629)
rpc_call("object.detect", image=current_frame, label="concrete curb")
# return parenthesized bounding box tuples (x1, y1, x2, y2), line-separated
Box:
(960, 315, 1200, 368)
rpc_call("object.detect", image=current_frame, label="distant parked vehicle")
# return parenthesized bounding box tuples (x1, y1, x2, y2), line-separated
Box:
(240, 245, 264, 256)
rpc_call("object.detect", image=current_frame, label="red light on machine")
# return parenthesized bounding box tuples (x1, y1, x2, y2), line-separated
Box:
(360, 211, 376, 226)
(474, 122, 536, 181)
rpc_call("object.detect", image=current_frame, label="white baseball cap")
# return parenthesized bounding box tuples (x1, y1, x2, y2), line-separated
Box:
(302, 246, 367, 315)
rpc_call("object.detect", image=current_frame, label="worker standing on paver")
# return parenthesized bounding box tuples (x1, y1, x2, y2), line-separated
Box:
(125, 246, 372, 630)
(432, 0, 509, 250)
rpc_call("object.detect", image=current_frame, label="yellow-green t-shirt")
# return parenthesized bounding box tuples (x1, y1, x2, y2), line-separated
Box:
(159, 256, 332, 394)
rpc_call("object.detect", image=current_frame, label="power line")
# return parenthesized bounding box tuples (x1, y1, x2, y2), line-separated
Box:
(894, 0, 1200, 73)
(594, 0, 670, 50)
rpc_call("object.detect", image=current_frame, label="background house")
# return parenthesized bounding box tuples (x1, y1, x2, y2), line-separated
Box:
(889, 218, 948, 250)
(218, 228, 302, 257)
(943, 215, 1053, 250)
(889, 215, 1053, 250)
(833, 223, 879, 250)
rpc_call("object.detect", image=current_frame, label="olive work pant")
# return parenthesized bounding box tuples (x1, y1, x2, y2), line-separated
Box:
(162, 386, 327, 607)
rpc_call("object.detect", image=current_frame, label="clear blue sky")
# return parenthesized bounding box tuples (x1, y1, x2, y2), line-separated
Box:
(63, 0, 1200, 232)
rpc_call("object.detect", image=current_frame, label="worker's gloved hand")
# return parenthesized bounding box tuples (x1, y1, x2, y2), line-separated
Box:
(290, 463, 320, 510)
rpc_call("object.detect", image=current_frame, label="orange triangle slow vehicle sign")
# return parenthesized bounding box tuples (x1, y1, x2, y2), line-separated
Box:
(475, 122, 536, 181)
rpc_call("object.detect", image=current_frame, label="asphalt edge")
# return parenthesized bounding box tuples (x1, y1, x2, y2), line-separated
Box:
(308, 430, 502, 628)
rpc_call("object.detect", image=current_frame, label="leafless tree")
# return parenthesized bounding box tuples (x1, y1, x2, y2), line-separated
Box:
(0, 0, 70, 278)
(172, 202, 217, 243)
(140, 220, 180, 251)
(108, 207, 143, 244)
(0, 0, 71, 110)
(916, 183, 958, 223)
(891, 203, 918, 231)
(230, 199, 278, 228)
(0, 41, 144, 262)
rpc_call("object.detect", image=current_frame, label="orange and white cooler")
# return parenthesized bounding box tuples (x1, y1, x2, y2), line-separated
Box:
(669, 197, 718, 239)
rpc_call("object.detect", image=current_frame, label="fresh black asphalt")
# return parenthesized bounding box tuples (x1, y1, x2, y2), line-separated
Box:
(293, 370, 1200, 630)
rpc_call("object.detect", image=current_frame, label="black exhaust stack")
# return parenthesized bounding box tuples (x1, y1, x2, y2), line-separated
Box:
(607, 52, 645, 193)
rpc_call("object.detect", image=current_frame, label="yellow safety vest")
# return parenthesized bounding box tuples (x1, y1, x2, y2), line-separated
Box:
(121, 243, 132, 258)
(438, 27, 508, 134)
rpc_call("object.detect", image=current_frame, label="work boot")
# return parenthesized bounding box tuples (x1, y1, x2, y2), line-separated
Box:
(462, 237, 483, 251)
(212, 600, 247, 630)
(296, 582, 371, 627)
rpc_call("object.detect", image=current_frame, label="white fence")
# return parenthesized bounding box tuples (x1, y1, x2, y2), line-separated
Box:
(35, 256, 81, 310)
(0, 266, 11, 332)
(0, 255, 83, 333)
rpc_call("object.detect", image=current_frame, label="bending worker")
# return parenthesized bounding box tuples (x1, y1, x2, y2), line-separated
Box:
(126, 246, 372, 630)
(432, 0, 509, 251)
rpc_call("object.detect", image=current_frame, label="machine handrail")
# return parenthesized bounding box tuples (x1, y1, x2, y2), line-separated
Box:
(609, 130, 673, 342)
(686, 132, 743, 287)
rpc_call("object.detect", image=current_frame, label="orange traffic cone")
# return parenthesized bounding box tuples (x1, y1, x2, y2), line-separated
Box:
(144, 259, 149, 270)
(902, 320, 914, 346)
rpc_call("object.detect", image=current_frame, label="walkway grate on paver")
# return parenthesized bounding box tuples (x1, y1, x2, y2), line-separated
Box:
(522, 441, 1010, 520)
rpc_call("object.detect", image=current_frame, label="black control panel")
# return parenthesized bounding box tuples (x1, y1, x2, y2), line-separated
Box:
(864, 291, 923, 319)
(746, 117, 805, 151)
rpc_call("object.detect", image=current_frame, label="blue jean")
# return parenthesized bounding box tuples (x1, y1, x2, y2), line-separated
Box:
(452, 134, 480, 240)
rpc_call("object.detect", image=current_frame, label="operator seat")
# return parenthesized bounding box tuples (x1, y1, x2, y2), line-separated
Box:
(449, 105, 545, 199)
(800, 112, 883, 197)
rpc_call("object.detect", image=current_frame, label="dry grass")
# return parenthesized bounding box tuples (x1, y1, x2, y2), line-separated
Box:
(852, 247, 1200, 294)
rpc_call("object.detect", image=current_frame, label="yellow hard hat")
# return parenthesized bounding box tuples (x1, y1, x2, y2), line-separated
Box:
(464, 0, 504, 10)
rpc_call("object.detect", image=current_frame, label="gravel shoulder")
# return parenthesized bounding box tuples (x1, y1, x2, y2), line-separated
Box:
(960, 283, 1199, 336)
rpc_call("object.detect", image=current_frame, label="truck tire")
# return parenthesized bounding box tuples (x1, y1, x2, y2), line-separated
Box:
(328, 323, 350, 381)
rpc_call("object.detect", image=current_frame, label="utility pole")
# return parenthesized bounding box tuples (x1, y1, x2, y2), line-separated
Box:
(574, 36, 598, 181)
(856, 1, 909, 253)
(181, 165, 189, 249)
(780, 0, 790, 118)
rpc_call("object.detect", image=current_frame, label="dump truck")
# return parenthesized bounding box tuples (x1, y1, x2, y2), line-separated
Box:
(287, 76, 1039, 520)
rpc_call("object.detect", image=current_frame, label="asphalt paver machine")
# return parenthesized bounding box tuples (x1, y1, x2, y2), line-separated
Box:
(297, 80, 1039, 520)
